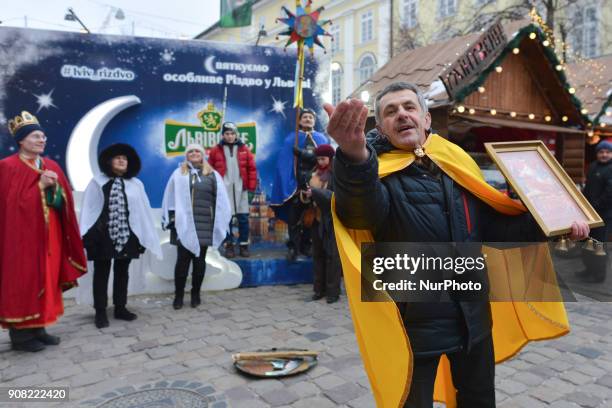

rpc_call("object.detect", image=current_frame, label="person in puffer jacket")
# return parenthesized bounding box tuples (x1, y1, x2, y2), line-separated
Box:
(327, 81, 590, 408)
(208, 122, 258, 258)
(162, 144, 231, 310)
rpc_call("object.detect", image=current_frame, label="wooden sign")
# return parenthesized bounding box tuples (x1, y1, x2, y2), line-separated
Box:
(440, 20, 507, 100)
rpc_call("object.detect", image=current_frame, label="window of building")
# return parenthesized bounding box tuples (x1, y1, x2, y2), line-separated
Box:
(331, 65, 343, 105)
(401, 0, 418, 29)
(438, 0, 457, 19)
(361, 10, 374, 43)
(358, 54, 376, 85)
(571, 5, 599, 58)
(330, 24, 341, 55)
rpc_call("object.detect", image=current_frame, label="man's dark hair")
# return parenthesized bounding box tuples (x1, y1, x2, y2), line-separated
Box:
(374, 82, 428, 124)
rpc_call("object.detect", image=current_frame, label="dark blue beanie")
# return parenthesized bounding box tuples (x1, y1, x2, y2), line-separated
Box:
(13, 123, 44, 144)
(596, 140, 612, 152)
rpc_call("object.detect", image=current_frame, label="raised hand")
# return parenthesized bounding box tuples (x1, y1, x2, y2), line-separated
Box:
(323, 98, 369, 163)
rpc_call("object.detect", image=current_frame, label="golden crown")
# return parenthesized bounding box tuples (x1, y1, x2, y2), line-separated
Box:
(8, 111, 40, 136)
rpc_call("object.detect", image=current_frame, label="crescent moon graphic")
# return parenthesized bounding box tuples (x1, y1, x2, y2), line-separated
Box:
(66, 95, 141, 191)
(204, 55, 217, 74)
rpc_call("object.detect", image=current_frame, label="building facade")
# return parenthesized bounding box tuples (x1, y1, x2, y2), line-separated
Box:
(197, 0, 611, 102)
(197, 0, 391, 105)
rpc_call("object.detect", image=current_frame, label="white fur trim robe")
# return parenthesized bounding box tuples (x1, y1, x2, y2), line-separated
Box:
(161, 165, 231, 256)
(79, 175, 163, 259)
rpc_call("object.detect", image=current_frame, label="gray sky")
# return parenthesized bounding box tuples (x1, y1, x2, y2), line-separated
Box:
(0, 0, 220, 39)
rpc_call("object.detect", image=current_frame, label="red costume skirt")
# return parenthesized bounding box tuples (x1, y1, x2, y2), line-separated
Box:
(7, 209, 64, 329)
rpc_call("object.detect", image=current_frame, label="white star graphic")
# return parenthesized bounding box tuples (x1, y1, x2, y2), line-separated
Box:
(33, 89, 57, 113)
(160, 49, 175, 65)
(264, 48, 273, 56)
(269, 96, 287, 118)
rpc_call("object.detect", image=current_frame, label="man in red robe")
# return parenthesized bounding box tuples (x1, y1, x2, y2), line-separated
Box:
(0, 111, 86, 352)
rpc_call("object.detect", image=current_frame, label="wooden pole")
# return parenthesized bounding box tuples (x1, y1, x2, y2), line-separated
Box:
(232, 350, 319, 362)
(389, 0, 394, 58)
(293, 40, 305, 182)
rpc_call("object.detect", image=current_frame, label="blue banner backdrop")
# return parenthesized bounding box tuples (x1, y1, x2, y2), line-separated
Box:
(0, 27, 327, 212)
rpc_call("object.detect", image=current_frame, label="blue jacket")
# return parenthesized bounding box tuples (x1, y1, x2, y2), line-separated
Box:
(270, 130, 328, 219)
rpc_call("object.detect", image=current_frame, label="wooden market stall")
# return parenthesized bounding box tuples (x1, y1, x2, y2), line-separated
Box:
(352, 20, 590, 182)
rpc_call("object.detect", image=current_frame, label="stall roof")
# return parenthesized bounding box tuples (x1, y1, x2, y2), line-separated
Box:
(351, 20, 525, 103)
(566, 54, 612, 127)
(352, 20, 588, 126)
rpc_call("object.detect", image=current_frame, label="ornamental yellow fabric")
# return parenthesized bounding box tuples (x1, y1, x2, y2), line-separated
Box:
(331, 134, 569, 408)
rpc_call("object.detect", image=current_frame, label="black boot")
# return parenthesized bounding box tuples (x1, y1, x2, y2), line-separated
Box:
(12, 338, 46, 352)
(287, 246, 298, 262)
(174, 274, 187, 310)
(326, 296, 339, 304)
(9, 329, 45, 352)
(114, 306, 137, 321)
(33, 328, 60, 345)
(225, 242, 235, 258)
(191, 271, 205, 308)
(239, 244, 250, 258)
(95, 308, 109, 328)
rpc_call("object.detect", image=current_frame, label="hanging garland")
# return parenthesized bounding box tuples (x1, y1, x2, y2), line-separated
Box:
(452, 24, 591, 125)
(593, 92, 612, 127)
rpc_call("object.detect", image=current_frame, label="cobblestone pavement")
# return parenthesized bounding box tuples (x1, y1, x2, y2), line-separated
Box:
(2, 285, 612, 407)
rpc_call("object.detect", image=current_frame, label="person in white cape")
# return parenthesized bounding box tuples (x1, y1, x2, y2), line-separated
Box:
(79, 143, 162, 328)
(161, 144, 231, 310)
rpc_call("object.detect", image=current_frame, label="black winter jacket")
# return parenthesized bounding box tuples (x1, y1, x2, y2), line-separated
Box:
(584, 160, 612, 221)
(333, 131, 543, 356)
(83, 178, 144, 261)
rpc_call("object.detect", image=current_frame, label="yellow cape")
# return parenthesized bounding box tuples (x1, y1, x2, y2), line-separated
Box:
(331, 134, 569, 407)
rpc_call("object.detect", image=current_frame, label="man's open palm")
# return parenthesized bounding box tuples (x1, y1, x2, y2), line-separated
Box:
(324, 99, 369, 163)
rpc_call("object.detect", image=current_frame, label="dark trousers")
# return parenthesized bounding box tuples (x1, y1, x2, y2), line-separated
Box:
(226, 213, 250, 245)
(93, 259, 132, 310)
(403, 335, 495, 408)
(287, 196, 311, 253)
(581, 223, 610, 280)
(312, 221, 341, 299)
(174, 243, 208, 298)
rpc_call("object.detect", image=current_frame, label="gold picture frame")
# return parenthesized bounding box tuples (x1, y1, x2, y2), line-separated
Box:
(484, 140, 604, 237)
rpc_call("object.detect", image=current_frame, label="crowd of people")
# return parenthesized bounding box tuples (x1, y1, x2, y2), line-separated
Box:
(0, 109, 341, 352)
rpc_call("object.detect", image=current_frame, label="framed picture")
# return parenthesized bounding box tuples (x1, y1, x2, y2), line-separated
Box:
(484, 140, 604, 237)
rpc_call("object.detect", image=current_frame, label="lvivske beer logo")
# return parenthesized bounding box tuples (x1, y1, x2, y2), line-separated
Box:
(165, 102, 257, 157)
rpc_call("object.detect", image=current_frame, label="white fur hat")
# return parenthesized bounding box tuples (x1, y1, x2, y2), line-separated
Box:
(185, 143, 205, 156)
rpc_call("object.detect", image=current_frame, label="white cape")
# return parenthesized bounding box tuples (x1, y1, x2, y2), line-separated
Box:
(76, 175, 163, 305)
(79, 175, 163, 259)
(161, 166, 231, 256)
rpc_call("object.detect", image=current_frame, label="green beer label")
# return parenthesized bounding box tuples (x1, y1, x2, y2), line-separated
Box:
(164, 120, 257, 157)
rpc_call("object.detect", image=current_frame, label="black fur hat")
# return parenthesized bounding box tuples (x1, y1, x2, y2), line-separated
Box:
(98, 143, 141, 179)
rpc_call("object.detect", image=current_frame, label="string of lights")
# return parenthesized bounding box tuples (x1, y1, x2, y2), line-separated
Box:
(443, 10, 607, 137)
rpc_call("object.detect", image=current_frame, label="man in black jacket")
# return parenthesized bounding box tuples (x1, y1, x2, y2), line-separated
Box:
(579, 139, 611, 283)
(324, 81, 590, 407)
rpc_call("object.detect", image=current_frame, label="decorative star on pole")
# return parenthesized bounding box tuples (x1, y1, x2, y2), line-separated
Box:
(277, 0, 332, 56)
(276, 0, 331, 110)
(276, 0, 331, 186)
